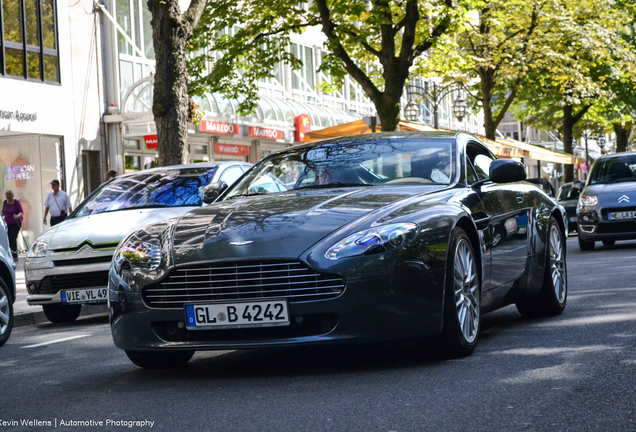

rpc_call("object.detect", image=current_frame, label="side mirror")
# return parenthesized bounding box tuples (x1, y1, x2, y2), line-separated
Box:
(572, 181, 583, 192)
(202, 181, 228, 204)
(489, 159, 526, 183)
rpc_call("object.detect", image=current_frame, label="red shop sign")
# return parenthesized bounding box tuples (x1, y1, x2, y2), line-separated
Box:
(143, 134, 158, 149)
(214, 143, 249, 156)
(200, 120, 240, 135)
(249, 126, 283, 140)
(294, 114, 311, 142)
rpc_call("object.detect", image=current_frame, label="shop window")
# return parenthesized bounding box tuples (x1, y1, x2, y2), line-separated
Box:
(124, 139, 140, 150)
(125, 155, 141, 173)
(1, 0, 60, 83)
(143, 156, 156, 170)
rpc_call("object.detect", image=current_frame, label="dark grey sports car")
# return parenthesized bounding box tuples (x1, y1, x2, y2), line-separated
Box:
(109, 132, 569, 368)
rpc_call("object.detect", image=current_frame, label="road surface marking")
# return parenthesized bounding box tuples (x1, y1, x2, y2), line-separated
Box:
(20, 334, 91, 349)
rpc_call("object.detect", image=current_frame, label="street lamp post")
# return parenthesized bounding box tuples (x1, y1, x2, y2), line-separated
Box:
(405, 80, 465, 129)
(598, 133, 606, 153)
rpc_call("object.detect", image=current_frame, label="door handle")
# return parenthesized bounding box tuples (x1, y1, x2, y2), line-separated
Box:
(516, 197, 524, 204)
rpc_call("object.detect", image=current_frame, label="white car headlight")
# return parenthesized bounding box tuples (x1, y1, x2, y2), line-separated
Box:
(579, 194, 598, 208)
(27, 239, 48, 258)
(325, 223, 419, 260)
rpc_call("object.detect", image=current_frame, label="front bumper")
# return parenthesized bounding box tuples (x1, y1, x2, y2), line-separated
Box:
(109, 259, 446, 351)
(25, 252, 113, 305)
(578, 209, 636, 241)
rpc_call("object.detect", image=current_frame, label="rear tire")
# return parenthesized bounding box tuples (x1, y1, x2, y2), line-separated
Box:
(602, 240, 615, 247)
(0, 279, 14, 347)
(438, 228, 480, 358)
(125, 350, 194, 369)
(42, 303, 82, 323)
(578, 237, 594, 251)
(516, 217, 567, 317)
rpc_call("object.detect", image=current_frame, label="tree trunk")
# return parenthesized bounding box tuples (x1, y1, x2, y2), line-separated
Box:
(148, 0, 200, 167)
(562, 105, 575, 183)
(614, 122, 631, 153)
(480, 69, 497, 140)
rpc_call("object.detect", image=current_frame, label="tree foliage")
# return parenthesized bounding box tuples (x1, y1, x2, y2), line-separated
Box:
(189, 0, 465, 131)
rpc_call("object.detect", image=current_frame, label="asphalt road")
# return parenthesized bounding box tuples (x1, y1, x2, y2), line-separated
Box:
(1, 236, 636, 432)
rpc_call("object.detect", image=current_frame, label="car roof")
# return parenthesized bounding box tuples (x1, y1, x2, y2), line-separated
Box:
(595, 151, 636, 161)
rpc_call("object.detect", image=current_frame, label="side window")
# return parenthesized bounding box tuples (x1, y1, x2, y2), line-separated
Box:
(466, 161, 479, 184)
(473, 154, 494, 181)
(219, 166, 244, 186)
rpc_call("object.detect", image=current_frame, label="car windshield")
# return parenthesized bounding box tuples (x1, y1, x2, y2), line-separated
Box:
(557, 185, 580, 201)
(72, 167, 218, 217)
(589, 155, 636, 185)
(225, 138, 455, 199)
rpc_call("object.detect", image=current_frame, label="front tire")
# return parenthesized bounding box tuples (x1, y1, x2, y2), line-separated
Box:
(578, 237, 594, 251)
(42, 303, 82, 323)
(125, 350, 195, 369)
(439, 228, 480, 358)
(0, 279, 14, 347)
(517, 218, 567, 317)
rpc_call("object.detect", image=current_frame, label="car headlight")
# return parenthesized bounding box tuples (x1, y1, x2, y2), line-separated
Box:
(114, 218, 178, 274)
(579, 194, 598, 208)
(27, 239, 48, 258)
(325, 223, 419, 260)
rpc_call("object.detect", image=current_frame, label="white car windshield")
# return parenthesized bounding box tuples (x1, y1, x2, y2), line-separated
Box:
(72, 167, 218, 217)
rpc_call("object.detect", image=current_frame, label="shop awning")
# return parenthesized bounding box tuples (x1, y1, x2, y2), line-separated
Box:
(495, 138, 584, 165)
(476, 137, 525, 159)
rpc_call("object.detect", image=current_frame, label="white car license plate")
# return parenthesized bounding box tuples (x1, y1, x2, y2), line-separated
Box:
(609, 211, 636, 220)
(185, 300, 290, 329)
(61, 288, 107, 304)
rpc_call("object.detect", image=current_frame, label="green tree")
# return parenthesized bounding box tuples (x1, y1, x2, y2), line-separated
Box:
(189, 0, 464, 132)
(147, 0, 208, 166)
(512, 0, 634, 181)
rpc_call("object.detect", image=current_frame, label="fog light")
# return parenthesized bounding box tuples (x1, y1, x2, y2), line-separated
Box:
(27, 283, 35, 294)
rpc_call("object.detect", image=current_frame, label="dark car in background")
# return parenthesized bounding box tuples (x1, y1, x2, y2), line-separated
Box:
(577, 152, 636, 250)
(109, 132, 568, 368)
(26, 161, 251, 323)
(557, 182, 580, 233)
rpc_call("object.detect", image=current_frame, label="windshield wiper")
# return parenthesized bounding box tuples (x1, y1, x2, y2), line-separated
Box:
(227, 192, 270, 199)
(295, 182, 372, 190)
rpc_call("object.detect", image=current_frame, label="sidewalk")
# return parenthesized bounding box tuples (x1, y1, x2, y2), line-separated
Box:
(13, 255, 108, 327)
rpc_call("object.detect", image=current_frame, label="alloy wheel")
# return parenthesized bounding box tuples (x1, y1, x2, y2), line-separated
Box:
(454, 238, 479, 343)
(0, 290, 9, 335)
(549, 225, 567, 304)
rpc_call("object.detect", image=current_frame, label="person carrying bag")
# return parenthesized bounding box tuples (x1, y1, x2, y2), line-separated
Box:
(2, 190, 24, 259)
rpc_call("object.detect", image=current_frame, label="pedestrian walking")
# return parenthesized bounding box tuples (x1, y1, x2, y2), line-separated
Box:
(1, 190, 24, 259)
(43, 180, 73, 227)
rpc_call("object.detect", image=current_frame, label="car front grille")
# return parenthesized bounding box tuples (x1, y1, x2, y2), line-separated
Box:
(52, 256, 113, 267)
(597, 221, 636, 234)
(32, 271, 110, 294)
(142, 261, 346, 309)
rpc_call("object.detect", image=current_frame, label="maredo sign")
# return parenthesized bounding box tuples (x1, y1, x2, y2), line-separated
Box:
(214, 143, 249, 156)
(143, 134, 158, 149)
(249, 126, 282, 140)
(200, 120, 239, 135)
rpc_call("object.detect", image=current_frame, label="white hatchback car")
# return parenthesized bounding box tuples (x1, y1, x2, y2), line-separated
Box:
(25, 161, 251, 323)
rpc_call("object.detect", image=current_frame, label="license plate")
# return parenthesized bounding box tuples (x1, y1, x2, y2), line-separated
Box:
(61, 288, 107, 304)
(609, 211, 636, 220)
(569, 216, 577, 222)
(185, 300, 289, 329)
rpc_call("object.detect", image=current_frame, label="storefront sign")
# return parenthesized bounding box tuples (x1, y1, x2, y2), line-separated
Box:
(6, 165, 35, 180)
(249, 126, 283, 140)
(294, 114, 311, 141)
(214, 143, 249, 156)
(143, 134, 158, 149)
(201, 120, 240, 135)
(0, 109, 37, 122)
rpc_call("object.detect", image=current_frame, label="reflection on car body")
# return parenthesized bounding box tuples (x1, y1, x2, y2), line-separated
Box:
(108, 132, 568, 369)
(25, 161, 251, 323)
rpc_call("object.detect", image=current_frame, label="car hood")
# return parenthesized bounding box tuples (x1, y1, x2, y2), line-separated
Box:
(172, 186, 440, 263)
(47, 207, 198, 250)
(584, 182, 636, 207)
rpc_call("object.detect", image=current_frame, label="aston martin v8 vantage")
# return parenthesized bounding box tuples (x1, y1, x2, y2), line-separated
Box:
(109, 132, 568, 368)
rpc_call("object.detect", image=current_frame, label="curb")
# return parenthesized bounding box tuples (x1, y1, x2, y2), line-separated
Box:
(13, 304, 109, 328)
